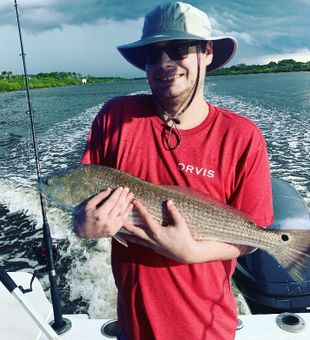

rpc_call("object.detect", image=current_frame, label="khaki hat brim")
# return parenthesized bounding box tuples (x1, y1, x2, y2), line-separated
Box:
(118, 36, 237, 73)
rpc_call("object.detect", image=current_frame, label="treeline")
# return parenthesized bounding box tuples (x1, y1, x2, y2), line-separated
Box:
(0, 71, 125, 92)
(1, 59, 308, 92)
(211, 59, 310, 76)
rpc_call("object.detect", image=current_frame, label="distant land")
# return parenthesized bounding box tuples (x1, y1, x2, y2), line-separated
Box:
(0, 72, 125, 92)
(0, 59, 309, 92)
(210, 58, 309, 76)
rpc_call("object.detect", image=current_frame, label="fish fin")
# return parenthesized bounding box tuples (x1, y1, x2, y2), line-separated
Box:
(113, 233, 128, 247)
(270, 230, 310, 282)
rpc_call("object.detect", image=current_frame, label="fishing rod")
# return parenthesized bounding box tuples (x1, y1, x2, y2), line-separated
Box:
(11, 0, 71, 334)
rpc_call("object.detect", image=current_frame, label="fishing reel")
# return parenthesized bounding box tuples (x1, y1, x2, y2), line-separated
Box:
(33, 243, 61, 266)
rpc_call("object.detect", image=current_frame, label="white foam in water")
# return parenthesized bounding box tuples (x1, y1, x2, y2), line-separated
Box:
(128, 90, 150, 96)
(38, 103, 104, 173)
(0, 177, 42, 221)
(65, 236, 116, 318)
(0, 177, 72, 238)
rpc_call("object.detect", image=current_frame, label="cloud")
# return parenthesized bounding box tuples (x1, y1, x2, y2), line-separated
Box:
(1, 0, 161, 32)
(205, 1, 309, 48)
(2, 0, 309, 54)
(1, 0, 308, 76)
(231, 32, 254, 45)
(0, 17, 145, 77)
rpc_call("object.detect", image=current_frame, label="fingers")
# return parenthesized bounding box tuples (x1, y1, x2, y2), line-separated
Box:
(87, 187, 112, 208)
(75, 187, 134, 239)
(89, 187, 133, 216)
(108, 187, 134, 220)
(122, 224, 157, 249)
(124, 223, 149, 239)
(118, 202, 134, 225)
(133, 199, 184, 230)
(133, 200, 156, 228)
(123, 200, 193, 262)
(98, 187, 123, 212)
(166, 199, 185, 224)
(121, 233, 151, 248)
(132, 200, 164, 241)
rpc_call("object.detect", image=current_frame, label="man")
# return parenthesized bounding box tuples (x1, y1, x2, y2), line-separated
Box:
(74, 2, 274, 339)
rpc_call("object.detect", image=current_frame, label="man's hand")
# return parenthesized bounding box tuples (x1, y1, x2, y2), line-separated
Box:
(123, 199, 197, 263)
(73, 187, 134, 239)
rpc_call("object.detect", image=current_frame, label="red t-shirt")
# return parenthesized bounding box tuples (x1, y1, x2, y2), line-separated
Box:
(82, 95, 274, 340)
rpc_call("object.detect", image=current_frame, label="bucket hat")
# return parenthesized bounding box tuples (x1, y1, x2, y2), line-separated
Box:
(117, 1, 237, 73)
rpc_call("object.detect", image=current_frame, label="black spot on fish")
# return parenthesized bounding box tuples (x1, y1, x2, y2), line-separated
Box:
(281, 234, 289, 242)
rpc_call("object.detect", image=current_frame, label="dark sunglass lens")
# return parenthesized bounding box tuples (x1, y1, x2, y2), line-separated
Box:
(144, 47, 161, 64)
(144, 42, 196, 65)
(166, 43, 189, 60)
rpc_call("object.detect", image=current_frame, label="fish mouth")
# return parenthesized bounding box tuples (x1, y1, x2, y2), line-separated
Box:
(38, 175, 53, 186)
(37, 181, 74, 211)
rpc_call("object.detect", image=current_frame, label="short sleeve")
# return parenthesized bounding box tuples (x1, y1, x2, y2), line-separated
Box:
(229, 134, 274, 227)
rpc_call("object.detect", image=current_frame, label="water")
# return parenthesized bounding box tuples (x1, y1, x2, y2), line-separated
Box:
(0, 73, 309, 318)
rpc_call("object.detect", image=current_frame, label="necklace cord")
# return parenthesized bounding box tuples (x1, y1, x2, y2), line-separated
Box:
(165, 42, 202, 150)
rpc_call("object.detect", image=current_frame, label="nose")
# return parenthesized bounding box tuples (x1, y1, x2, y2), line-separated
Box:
(157, 50, 175, 68)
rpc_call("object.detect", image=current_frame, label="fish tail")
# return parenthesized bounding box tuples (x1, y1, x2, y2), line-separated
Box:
(269, 230, 310, 282)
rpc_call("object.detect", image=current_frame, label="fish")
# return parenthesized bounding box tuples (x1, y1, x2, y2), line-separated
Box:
(38, 164, 310, 282)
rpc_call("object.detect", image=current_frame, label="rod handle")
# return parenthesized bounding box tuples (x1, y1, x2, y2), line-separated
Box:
(0, 267, 17, 292)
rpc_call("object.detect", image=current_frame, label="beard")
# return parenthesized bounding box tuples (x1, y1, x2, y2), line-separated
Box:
(150, 75, 197, 113)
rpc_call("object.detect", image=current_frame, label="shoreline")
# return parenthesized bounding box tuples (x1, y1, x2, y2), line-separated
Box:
(0, 73, 125, 93)
(210, 59, 309, 76)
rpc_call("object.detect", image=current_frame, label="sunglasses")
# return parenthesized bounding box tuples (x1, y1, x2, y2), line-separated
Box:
(143, 41, 199, 65)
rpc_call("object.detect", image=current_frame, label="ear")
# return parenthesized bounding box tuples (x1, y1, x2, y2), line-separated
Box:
(204, 41, 213, 66)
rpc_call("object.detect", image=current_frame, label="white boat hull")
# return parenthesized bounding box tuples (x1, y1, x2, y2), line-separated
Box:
(1, 272, 310, 339)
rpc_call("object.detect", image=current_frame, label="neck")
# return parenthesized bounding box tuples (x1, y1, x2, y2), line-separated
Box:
(156, 90, 209, 129)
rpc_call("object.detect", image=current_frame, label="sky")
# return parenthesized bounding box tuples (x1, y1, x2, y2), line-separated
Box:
(0, 0, 309, 78)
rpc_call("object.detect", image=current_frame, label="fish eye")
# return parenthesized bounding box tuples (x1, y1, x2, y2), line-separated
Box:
(281, 234, 289, 242)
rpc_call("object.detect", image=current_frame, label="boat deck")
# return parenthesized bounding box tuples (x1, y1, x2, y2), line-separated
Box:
(1, 272, 310, 339)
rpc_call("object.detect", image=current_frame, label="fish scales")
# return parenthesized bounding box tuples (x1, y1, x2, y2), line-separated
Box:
(39, 164, 310, 282)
